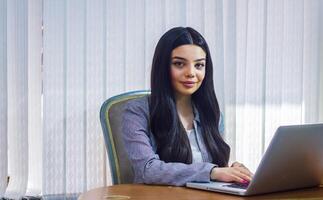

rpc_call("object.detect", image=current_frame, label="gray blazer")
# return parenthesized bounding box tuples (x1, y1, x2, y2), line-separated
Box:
(122, 96, 225, 186)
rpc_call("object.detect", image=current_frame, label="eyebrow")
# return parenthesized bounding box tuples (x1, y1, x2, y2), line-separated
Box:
(172, 56, 206, 62)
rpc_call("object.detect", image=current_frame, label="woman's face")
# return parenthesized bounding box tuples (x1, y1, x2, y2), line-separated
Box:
(170, 44, 206, 98)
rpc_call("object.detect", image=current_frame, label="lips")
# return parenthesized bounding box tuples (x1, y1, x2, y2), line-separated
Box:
(181, 81, 196, 88)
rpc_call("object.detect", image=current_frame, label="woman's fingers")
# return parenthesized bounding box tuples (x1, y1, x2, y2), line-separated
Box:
(230, 174, 245, 183)
(220, 162, 253, 183)
(232, 168, 252, 182)
(230, 161, 253, 178)
(231, 161, 242, 168)
(225, 169, 249, 183)
(211, 167, 252, 183)
(237, 166, 253, 178)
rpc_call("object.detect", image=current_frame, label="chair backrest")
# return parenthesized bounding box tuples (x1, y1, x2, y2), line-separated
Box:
(100, 90, 150, 184)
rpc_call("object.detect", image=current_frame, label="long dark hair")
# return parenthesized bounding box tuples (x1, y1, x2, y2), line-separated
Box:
(149, 27, 230, 167)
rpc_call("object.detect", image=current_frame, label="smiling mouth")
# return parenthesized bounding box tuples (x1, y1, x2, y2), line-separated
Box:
(181, 81, 196, 88)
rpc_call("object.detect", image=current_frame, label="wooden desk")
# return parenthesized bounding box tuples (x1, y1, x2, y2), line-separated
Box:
(78, 184, 323, 200)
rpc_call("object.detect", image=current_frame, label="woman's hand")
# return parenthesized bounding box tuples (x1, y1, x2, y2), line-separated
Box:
(210, 162, 253, 183)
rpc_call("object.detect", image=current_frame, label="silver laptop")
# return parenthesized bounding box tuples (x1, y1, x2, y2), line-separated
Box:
(186, 123, 323, 196)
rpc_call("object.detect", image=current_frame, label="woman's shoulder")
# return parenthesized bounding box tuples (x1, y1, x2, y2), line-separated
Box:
(123, 95, 150, 132)
(124, 95, 150, 117)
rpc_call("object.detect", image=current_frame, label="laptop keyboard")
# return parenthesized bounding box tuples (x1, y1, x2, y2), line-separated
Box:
(223, 182, 249, 189)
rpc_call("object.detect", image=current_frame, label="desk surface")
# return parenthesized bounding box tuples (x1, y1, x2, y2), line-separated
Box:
(78, 184, 323, 200)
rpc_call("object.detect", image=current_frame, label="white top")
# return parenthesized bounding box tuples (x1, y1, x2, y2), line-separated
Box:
(186, 129, 203, 163)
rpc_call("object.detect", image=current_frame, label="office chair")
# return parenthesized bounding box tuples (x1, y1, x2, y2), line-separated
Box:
(100, 90, 150, 185)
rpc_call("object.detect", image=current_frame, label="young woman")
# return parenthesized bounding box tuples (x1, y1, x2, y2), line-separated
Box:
(122, 27, 252, 186)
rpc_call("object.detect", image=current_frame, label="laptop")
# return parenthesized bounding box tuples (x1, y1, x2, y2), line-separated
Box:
(186, 123, 323, 196)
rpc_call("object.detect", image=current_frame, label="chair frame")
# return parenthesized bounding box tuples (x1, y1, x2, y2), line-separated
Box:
(100, 90, 150, 184)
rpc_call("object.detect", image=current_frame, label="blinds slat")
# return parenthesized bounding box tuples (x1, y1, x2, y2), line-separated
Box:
(0, 0, 8, 197)
(26, 0, 43, 196)
(5, 0, 29, 198)
(43, 0, 66, 195)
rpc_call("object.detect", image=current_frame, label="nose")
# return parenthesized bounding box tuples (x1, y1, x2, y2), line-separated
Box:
(185, 64, 195, 78)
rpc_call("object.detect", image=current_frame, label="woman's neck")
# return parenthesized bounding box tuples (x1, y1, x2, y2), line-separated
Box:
(175, 95, 192, 111)
(175, 94, 194, 130)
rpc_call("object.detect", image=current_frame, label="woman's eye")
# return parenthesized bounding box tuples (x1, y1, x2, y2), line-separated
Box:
(173, 61, 184, 68)
(195, 63, 205, 69)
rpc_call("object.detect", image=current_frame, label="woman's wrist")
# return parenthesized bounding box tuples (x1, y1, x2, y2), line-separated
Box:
(210, 165, 218, 181)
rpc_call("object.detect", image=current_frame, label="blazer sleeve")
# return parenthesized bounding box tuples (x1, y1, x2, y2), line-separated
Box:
(122, 99, 216, 186)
